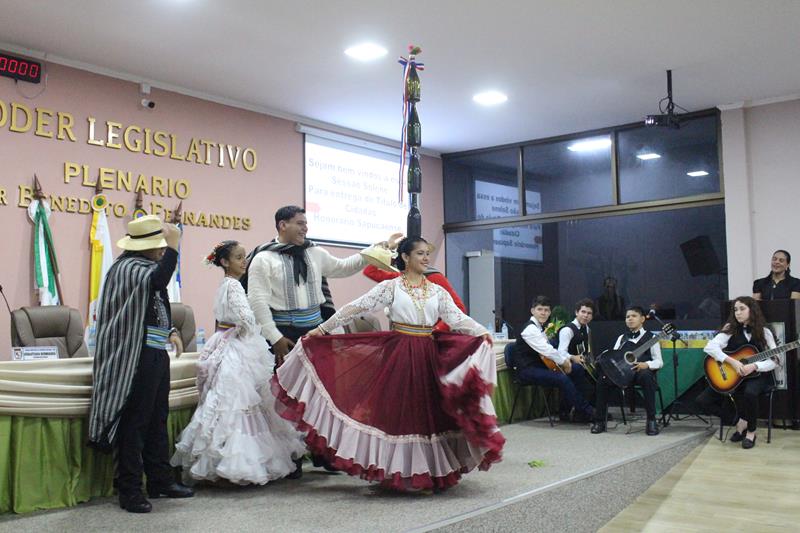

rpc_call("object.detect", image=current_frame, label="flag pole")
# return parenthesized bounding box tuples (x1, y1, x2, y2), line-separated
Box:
(33, 175, 65, 305)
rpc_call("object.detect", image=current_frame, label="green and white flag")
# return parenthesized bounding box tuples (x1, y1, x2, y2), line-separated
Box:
(28, 199, 60, 306)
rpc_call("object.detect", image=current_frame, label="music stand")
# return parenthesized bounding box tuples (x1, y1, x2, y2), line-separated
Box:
(649, 313, 709, 426)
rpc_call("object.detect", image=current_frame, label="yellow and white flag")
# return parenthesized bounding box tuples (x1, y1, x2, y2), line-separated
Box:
(86, 195, 113, 352)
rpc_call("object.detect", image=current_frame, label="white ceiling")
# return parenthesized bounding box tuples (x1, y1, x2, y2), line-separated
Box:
(1, 0, 799, 153)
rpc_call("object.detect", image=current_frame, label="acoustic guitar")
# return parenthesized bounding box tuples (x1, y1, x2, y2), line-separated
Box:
(596, 324, 675, 389)
(703, 340, 799, 393)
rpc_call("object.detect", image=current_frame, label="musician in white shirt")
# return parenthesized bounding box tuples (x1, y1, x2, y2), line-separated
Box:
(591, 306, 662, 436)
(697, 297, 777, 449)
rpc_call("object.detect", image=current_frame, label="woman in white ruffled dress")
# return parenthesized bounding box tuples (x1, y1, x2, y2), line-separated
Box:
(171, 240, 306, 484)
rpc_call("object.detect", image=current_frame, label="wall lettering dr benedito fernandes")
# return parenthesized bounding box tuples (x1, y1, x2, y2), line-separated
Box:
(5, 185, 251, 231)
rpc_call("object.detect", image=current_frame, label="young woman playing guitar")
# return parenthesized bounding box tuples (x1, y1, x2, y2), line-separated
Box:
(698, 296, 777, 449)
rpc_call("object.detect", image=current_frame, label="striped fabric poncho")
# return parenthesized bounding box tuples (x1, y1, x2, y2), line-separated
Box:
(88, 254, 159, 450)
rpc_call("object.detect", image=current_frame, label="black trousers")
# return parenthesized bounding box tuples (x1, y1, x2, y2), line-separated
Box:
(277, 324, 319, 344)
(595, 368, 658, 421)
(696, 372, 774, 432)
(116, 347, 173, 497)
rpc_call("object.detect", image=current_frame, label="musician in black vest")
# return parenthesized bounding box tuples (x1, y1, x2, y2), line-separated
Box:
(556, 298, 597, 415)
(696, 297, 777, 449)
(511, 295, 594, 422)
(591, 306, 663, 436)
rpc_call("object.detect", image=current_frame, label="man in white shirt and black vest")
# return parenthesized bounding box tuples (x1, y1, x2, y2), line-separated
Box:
(556, 298, 597, 415)
(511, 295, 595, 423)
(591, 305, 663, 436)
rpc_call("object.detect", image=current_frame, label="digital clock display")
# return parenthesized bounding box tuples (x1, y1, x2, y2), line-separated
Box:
(0, 51, 42, 84)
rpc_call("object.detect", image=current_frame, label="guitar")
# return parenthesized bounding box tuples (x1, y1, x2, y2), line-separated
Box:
(597, 324, 676, 389)
(704, 340, 799, 393)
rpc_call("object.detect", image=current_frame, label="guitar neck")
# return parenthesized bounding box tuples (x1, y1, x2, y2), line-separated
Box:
(744, 340, 800, 364)
(630, 333, 663, 360)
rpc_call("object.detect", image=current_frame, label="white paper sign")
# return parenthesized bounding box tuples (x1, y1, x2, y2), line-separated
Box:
(474, 180, 543, 262)
(11, 346, 59, 361)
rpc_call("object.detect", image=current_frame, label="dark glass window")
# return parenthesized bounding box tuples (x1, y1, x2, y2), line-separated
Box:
(617, 114, 720, 203)
(443, 148, 518, 223)
(446, 204, 727, 348)
(523, 135, 613, 213)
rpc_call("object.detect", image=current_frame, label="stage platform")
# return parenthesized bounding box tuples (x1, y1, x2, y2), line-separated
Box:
(0, 418, 713, 532)
(602, 426, 800, 532)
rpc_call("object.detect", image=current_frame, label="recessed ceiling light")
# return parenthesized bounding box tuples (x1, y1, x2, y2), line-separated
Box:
(344, 43, 387, 61)
(473, 91, 508, 106)
(687, 170, 709, 177)
(637, 153, 661, 160)
(567, 137, 611, 152)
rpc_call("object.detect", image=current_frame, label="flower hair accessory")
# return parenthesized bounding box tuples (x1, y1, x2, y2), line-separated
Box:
(202, 241, 229, 267)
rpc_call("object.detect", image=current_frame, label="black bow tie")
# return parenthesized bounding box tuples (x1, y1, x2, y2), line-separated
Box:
(579, 326, 588, 335)
(743, 325, 752, 334)
(627, 330, 639, 339)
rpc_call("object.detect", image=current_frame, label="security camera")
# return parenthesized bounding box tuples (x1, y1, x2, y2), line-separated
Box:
(140, 98, 156, 109)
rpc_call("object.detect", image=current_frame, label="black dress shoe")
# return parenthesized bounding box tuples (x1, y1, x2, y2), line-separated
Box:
(311, 455, 339, 472)
(646, 419, 660, 436)
(286, 457, 303, 479)
(730, 430, 745, 443)
(590, 422, 606, 434)
(119, 493, 152, 513)
(147, 482, 194, 499)
(742, 434, 757, 449)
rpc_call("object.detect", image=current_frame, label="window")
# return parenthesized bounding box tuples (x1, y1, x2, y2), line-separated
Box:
(617, 115, 720, 203)
(443, 148, 518, 223)
(523, 135, 613, 213)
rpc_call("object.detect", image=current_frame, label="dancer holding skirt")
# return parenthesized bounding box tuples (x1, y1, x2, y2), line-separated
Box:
(272, 236, 505, 491)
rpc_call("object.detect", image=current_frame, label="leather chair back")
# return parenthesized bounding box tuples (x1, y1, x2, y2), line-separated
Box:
(170, 303, 197, 352)
(11, 306, 89, 358)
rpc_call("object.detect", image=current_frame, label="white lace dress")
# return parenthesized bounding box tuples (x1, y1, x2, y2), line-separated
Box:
(171, 277, 306, 484)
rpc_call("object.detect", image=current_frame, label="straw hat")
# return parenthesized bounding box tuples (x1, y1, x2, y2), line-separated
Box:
(360, 245, 399, 273)
(116, 214, 168, 251)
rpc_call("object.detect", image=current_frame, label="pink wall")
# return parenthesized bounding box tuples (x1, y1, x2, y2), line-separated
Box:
(0, 63, 444, 359)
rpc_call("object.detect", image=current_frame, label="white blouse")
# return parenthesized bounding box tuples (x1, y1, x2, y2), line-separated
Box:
(703, 327, 777, 372)
(319, 278, 488, 336)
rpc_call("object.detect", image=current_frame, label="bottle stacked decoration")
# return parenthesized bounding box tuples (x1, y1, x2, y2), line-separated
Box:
(398, 45, 424, 239)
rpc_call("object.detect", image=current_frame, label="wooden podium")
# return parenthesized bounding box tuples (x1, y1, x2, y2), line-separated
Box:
(725, 299, 800, 427)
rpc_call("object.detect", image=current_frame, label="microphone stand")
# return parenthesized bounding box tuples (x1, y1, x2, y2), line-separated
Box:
(649, 312, 709, 426)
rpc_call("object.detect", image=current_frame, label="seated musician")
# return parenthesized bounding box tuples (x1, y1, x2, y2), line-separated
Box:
(511, 295, 594, 423)
(557, 298, 597, 414)
(591, 306, 663, 436)
(696, 296, 776, 449)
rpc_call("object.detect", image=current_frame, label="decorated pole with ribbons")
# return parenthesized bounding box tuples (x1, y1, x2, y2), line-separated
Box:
(167, 201, 183, 302)
(398, 45, 424, 239)
(28, 175, 64, 305)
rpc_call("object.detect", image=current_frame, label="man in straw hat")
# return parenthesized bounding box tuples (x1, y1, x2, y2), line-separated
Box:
(88, 215, 193, 513)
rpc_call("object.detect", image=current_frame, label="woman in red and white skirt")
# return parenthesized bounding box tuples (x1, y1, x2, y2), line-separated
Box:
(271, 236, 505, 491)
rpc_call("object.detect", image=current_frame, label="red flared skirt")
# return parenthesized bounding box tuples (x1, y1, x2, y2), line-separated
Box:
(271, 331, 505, 491)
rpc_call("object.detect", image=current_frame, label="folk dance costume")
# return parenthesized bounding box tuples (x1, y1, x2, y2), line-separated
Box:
(697, 327, 776, 439)
(171, 277, 306, 484)
(511, 317, 594, 421)
(271, 278, 505, 490)
(246, 239, 366, 344)
(362, 264, 467, 332)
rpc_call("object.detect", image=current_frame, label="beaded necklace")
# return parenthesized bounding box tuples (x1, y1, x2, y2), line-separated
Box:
(401, 273, 430, 315)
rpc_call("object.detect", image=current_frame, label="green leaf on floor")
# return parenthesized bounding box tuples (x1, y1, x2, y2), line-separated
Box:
(527, 459, 545, 468)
